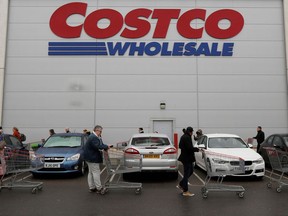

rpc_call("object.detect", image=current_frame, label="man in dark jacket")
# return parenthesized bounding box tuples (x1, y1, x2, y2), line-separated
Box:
(177, 126, 199, 197)
(83, 125, 109, 193)
(253, 126, 265, 153)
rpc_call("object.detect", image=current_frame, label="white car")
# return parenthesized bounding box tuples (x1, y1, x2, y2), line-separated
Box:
(194, 134, 265, 178)
(123, 133, 178, 179)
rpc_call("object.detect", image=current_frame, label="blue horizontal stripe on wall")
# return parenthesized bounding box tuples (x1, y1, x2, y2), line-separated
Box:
(49, 47, 107, 51)
(48, 51, 108, 56)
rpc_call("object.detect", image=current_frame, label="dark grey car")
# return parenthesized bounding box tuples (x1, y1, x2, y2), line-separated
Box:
(258, 134, 288, 166)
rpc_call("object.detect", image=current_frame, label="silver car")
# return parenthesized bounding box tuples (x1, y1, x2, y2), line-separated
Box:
(123, 133, 178, 179)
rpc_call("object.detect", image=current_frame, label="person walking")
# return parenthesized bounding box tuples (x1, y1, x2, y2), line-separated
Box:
(253, 126, 265, 153)
(83, 125, 110, 193)
(177, 126, 199, 197)
(49, 129, 55, 136)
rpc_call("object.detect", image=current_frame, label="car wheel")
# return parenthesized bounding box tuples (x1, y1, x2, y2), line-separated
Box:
(281, 155, 288, 167)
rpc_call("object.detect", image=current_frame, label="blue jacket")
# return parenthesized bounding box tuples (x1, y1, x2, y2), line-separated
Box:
(83, 133, 108, 163)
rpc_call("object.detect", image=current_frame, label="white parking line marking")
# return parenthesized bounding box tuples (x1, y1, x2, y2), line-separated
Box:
(193, 172, 205, 185)
(178, 170, 205, 186)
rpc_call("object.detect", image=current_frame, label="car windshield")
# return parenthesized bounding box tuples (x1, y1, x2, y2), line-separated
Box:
(131, 137, 170, 146)
(44, 136, 82, 148)
(208, 137, 247, 148)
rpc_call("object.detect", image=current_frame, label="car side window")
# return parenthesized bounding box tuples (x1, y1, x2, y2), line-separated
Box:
(9, 135, 22, 149)
(267, 136, 274, 146)
(273, 136, 284, 149)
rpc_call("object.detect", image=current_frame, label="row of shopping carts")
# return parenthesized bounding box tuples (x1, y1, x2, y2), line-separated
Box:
(0, 146, 143, 195)
(0, 148, 44, 194)
(1, 145, 287, 197)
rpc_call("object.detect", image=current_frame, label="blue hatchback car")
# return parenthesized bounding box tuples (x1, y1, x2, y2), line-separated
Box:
(31, 133, 88, 177)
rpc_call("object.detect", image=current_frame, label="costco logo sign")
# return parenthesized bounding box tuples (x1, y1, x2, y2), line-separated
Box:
(48, 2, 244, 56)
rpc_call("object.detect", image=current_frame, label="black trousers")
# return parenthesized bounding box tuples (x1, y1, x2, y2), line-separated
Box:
(179, 162, 194, 192)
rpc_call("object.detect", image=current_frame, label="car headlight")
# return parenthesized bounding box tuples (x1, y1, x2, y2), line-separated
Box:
(67, 153, 80, 161)
(30, 151, 37, 161)
(212, 158, 229, 164)
(253, 158, 264, 164)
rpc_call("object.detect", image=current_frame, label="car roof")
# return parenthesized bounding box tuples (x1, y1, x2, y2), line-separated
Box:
(131, 133, 169, 138)
(51, 133, 85, 137)
(204, 133, 241, 138)
(268, 133, 288, 137)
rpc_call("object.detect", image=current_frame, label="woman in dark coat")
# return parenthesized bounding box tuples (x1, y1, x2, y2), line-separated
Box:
(177, 126, 199, 197)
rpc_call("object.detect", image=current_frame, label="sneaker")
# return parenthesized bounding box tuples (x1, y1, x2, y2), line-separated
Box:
(176, 185, 184, 192)
(89, 188, 97, 193)
(96, 188, 102, 194)
(182, 191, 195, 197)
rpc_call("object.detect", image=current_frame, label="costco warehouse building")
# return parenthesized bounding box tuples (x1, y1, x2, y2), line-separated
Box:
(0, 0, 287, 144)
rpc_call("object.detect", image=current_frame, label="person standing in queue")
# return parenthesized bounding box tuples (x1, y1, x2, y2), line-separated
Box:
(139, 128, 144, 133)
(12, 127, 21, 141)
(253, 126, 265, 153)
(83, 125, 110, 193)
(177, 126, 199, 197)
(193, 129, 203, 141)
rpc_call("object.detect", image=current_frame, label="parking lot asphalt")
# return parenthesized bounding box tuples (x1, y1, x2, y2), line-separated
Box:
(0, 166, 287, 216)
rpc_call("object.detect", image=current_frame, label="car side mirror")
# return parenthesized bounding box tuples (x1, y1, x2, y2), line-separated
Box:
(248, 143, 253, 148)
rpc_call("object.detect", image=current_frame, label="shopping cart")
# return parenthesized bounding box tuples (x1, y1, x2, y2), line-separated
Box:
(201, 150, 245, 198)
(0, 148, 44, 194)
(265, 147, 288, 193)
(101, 148, 142, 195)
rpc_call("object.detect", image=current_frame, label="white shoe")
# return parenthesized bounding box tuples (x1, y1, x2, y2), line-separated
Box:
(182, 191, 195, 197)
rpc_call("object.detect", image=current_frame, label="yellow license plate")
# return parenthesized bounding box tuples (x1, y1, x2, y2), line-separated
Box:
(144, 154, 160, 159)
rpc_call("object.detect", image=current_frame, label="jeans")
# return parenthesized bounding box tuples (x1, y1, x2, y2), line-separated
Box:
(179, 162, 194, 192)
(86, 161, 102, 190)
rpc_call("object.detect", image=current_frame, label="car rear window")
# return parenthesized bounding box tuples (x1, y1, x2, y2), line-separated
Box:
(208, 137, 247, 148)
(44, 136, 82, 148)
(131, 137, 170, 146)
